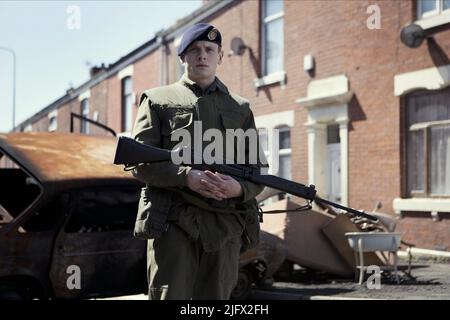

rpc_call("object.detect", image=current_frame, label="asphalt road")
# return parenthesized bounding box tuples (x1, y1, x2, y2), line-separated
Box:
(97, 262, 450, 300)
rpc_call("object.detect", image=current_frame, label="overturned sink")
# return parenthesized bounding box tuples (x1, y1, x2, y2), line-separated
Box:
(345, 232, 402, 252)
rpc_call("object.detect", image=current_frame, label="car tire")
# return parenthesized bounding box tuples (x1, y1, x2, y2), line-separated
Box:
(256, 277, 274, 289)
(230, 269, 253, 300)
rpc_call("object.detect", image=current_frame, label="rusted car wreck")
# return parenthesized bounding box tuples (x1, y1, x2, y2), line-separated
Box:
(0, 132, 285, 300)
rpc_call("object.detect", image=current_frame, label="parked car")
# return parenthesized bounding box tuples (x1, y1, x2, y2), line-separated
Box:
(0, 132, 286, 300)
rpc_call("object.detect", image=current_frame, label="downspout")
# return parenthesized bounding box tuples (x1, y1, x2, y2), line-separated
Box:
(157, 34, 168, 86)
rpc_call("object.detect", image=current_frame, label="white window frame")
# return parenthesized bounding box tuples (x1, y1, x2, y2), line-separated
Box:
(416, 0, 450, 30)
(260, 0, 285, 79)
(277, 125, 292, 180)
(394, 66, 450, 216)
(121, 76, 133, 133)
(255, 110, 294, 176)
(255, 113, 294, 205)
(409, 119, 450, 197)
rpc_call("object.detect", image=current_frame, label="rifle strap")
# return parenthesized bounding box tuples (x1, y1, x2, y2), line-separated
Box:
(260, 203, 312, 214)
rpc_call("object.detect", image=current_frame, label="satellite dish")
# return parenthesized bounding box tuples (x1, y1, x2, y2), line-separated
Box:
(230, 37, 247, 56)
(400, 23, 427, 48)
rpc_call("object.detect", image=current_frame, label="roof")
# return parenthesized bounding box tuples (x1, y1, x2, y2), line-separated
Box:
(0, 132, 133, 184)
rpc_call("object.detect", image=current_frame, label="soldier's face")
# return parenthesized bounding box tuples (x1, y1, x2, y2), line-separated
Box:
(181, 41, 223, 82)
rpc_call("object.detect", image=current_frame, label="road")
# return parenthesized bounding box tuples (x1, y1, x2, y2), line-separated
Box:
(96, 263, 450, 300)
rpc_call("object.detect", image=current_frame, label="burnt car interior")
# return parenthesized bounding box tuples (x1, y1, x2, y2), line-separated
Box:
(64, 188, 139, 233)
(0, 153, 42, 229)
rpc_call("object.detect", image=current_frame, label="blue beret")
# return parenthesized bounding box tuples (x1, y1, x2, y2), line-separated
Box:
(178, 23, 222, 56)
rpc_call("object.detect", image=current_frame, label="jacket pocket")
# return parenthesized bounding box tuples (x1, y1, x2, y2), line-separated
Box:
(134, 187, 172, 240)
(161, 111, 193, 136)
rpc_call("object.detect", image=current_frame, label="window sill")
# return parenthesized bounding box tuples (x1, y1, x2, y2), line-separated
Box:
(393, 197, 450, 221)
(415, 12, 450, 30)
(253, 71, 286, 89)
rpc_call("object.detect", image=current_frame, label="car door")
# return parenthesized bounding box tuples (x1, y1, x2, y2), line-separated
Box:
(49, 186, 147, 299)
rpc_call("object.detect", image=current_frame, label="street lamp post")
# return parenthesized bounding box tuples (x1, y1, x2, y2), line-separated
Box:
(0, 46, 16, 132)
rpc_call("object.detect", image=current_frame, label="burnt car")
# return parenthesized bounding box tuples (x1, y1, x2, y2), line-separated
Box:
(0, 132, 286, 300)
(0, 132, 146, 300)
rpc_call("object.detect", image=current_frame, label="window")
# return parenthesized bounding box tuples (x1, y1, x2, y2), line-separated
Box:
(23, 124, 32, 132)
(418, 0, 450, 18)
(277, 126, 291, 180)
(327, 124, 341, 144)
(0, 159, 42, 231)
(122, 76, 133, 132)
(80, 98, 89, 134)
(406, 88, 450, 196)
(262, 0, 284, 76)
(258, 128, 269, 156)
(48, 111, 57, 132)
(64, 188, 139, 233)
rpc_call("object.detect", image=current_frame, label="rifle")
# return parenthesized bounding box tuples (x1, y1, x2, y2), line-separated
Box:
(113, 136, 377, 221)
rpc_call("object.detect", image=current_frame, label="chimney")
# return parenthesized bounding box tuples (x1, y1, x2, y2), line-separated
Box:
(90, 63, 106, 78)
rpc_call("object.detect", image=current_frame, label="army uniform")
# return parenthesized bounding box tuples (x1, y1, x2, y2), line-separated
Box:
(131, 73, 264, 300)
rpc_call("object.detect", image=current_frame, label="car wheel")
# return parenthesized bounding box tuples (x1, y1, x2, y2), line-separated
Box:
(230, 269, 253, 300)
(256, 277, 274, 289)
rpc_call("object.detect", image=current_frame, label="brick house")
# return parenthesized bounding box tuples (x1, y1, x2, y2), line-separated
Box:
(14, 0, 450, 251)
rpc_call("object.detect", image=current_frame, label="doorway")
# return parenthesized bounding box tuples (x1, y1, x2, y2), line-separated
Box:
(327, 124, 341, 203)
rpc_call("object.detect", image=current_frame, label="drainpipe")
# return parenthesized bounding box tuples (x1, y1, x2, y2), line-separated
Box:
(157, 34, 168, 86)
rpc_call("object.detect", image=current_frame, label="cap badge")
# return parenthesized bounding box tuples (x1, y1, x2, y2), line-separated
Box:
(208, 28, 218, 41)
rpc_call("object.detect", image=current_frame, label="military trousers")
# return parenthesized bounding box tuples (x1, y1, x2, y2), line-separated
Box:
(147, 223, 241, 300)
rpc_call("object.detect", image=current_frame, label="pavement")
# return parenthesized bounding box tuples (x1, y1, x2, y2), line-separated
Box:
(97, 259, 450, 300)
(249, 262, 450, 300)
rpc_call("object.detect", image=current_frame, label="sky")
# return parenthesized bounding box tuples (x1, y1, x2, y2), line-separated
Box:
(0, 0, 202, 132)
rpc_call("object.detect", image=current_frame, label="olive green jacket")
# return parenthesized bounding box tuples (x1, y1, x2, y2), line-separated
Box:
(131, 74, 265, 252)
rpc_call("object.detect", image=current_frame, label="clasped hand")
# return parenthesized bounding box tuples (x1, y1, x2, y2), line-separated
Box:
(186, 169, 243, 201)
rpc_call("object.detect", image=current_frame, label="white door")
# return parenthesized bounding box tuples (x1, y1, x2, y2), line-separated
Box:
(327, 143, 341, 203)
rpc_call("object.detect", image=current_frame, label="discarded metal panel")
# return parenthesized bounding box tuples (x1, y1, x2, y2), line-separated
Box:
(260, 198, 354, 277)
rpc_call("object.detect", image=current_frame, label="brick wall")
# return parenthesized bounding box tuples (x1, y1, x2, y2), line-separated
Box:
(89, 81, 109, 135)
(163, 0, 450, 250)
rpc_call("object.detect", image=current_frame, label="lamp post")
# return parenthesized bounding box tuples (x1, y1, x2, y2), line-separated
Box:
(0, 46, 16, 132)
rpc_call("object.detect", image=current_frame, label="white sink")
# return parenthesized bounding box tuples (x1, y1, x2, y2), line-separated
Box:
(345, 232, 402, 252)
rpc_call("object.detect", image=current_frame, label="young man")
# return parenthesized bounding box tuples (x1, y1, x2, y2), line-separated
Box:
(131, 23, 265, 300)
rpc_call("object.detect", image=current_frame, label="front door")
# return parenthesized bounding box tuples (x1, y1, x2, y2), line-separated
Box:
(327, 143, 341, 203)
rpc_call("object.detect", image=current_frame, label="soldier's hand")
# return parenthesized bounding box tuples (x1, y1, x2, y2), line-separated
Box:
(201, 171, 243, 199)
(186, 169, 227, 200)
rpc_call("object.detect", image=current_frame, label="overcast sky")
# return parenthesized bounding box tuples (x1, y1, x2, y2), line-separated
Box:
(0, 0, 202, 132)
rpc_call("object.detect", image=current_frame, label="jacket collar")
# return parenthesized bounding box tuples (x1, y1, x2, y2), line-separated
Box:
(179, 73, 229, 96)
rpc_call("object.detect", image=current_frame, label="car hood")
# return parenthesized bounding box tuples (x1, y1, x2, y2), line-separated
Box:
(0, 132, 131, 184)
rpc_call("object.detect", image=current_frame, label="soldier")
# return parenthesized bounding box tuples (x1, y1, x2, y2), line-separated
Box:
(131, 23, 265, 300)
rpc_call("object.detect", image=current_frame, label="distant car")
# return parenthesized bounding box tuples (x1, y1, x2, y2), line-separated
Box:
(0, 132, 286, 300)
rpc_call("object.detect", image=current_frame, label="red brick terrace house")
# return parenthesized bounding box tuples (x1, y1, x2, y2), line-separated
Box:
(15, 0, 450, 251)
